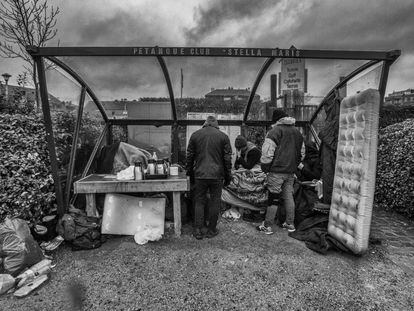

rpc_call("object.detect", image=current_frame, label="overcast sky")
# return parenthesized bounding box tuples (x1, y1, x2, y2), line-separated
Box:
(1, 0, 413, 102)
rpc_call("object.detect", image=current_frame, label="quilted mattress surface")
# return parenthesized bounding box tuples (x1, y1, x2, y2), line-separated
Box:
(327, 89, 380, 254)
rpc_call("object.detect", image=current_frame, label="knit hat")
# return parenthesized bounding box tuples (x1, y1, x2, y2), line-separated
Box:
(203, 115, 219, 128)
(272, 108, 288, 123)
(235, 135, 247, 149)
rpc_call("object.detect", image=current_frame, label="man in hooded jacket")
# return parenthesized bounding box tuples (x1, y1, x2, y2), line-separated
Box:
(257, 109, 304, 234)
(186, 116, 232, 239)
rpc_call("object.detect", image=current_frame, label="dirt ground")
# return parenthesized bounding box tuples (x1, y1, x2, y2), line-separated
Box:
(1, 219, 413, 311)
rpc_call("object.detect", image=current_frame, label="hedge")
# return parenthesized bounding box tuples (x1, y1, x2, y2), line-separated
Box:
(375, 118, 414, 218)
(0, 111, 102, 225)
(0, 113, 56, 223)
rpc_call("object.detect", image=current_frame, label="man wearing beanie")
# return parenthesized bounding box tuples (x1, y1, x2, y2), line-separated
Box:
(234, 135, 261, 170)
(257, 109, 304, 234)
(186, 115, 232, 239)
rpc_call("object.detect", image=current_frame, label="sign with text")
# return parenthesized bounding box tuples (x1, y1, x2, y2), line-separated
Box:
(280, 58, 306, 92)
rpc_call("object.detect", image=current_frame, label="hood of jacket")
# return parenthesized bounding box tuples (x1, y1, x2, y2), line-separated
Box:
(272, 116, 296, 127)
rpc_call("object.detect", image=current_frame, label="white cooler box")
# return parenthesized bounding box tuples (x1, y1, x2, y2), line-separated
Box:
(102, 193, 166, 235)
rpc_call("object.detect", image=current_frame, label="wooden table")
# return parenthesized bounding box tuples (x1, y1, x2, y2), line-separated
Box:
(74, 173, 190, 236)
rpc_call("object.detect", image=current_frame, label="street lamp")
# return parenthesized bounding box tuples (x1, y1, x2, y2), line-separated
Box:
(2, 73, 11, 101)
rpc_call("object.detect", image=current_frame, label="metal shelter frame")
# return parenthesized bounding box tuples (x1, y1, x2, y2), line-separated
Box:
(27, 45, 401, 216)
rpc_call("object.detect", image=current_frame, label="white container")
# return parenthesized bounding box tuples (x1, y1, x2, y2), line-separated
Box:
(102, 194, 165, 236)
(169, 165, 179, 176)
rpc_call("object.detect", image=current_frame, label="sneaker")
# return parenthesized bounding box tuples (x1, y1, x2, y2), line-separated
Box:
(282, 222, 296, 232)
(206, 228, 219, 239)
(193, 228, 203, 240)
(256, 222, 274, 235)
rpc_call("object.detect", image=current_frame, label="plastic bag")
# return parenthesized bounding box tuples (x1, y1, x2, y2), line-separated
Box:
(222, 207, 241, 220)
(0, 218, 44, 276)
(134, 225, 163, 245)
(0, 274, 15, 295)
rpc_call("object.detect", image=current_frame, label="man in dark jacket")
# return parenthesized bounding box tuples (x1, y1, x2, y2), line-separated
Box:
(257, 109, 304, 234)
(186, 116, 232, 239)
(234, 135, 261, 170)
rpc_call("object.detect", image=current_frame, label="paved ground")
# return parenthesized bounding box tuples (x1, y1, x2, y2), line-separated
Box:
(370, 207, 414, 274)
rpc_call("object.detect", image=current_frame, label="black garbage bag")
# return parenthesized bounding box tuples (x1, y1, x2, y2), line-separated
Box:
(0, 218, 44, 276)
(57, 207, 102, 251)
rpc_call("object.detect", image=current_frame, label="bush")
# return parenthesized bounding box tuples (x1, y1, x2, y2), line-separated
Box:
(0, 111, 102, 225)
(0, 113, 56, 223)
(379, 104, 414, 128)
(375, 118, 414, 218)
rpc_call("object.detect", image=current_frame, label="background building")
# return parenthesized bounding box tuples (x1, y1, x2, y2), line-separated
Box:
(0, 83, 69, 111)
(205, 87, 260, 101)
(385, 89, 414, 106)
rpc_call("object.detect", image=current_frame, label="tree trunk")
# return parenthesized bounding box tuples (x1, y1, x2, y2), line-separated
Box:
(32, 62, 40, 112)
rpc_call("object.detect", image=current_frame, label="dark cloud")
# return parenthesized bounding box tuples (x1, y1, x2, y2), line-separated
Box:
(69, 10, 173, 46)
(42, 0, 414, 100)
(284, 0, 414, 53)
(185, 0, 278, 44)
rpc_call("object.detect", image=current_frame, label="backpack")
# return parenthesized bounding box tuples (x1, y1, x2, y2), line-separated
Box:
(57, 207, 102, 251)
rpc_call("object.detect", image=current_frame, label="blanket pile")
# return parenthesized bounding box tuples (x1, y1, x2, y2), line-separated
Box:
(225, 168, 268, 207)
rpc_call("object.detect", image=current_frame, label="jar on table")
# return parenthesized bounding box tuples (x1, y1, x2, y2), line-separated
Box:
(156, 159, 166, 175)
(147, 159, 156, 175)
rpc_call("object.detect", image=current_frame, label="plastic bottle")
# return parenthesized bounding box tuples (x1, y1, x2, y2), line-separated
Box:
(164, 158, 170, 175)
(16, 265, 51, 288)
(15, 259, 52, 280)
(152, 151, 158, 161)
(15, 259, 52, 288)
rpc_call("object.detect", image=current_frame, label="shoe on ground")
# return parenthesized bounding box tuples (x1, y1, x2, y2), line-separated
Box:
(206, 228, 219, 238)
(282, 222, 296, 232)
(193, 228, 203, 240)
(256, 222, 274, 235)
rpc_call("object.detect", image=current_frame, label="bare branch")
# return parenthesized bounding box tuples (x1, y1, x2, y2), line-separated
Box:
(0, 0, 60, 108)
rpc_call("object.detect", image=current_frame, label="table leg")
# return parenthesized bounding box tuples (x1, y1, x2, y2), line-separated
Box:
(85, 193, 97, 217)
(172, 191, 181, 237)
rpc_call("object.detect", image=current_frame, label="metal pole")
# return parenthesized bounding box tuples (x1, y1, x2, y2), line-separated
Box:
(156, 56, 177, 121)
(64, 86, 86, 209)
(34, 57, 65, 217)
(244, 57, 275, 122)
(378, 61, 392, 112)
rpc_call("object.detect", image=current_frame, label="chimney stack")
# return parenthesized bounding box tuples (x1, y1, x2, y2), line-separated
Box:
(270, 74, 277, 104)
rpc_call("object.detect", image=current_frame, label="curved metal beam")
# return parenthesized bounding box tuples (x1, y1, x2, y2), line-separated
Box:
(45, 56, 108, 122)
(156, 56, 177, 121)
(309, 60, 381, 124)
(243, 57, 275, 122)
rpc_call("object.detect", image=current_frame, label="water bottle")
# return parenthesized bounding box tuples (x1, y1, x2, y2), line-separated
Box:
(15, 259, 52, 288)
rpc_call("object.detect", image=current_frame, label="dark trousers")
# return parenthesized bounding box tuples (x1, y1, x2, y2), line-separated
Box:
(193, 179, 223, 230)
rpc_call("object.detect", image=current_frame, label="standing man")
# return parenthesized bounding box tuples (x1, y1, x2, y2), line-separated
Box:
(186, 115, 232, 239)
(257, 109, 304, 234)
